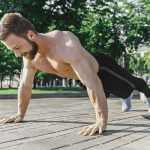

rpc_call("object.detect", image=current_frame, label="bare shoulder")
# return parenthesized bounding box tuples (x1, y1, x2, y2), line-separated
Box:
(62, 31, 78, 38)
(58, 31, 84, 63)
(63, 31, 80, 42)
(46, 30, 84, 63)
(47, 30, 79, 42)
(46, 30, 63, 38)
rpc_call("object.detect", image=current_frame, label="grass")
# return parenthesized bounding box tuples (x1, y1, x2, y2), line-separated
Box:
(0, 87, 84, 95)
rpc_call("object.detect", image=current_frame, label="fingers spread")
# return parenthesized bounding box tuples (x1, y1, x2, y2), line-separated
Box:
(0, 115, 22, 125)
(79, 121, 107, 136)
(79, 126, 89, 135)
(0, 118, 7, 124)
(83, 127, 93, 136)
(89, 125, 99, 136)
(0, 115, 18, 124)
(1, 117, 15, 124)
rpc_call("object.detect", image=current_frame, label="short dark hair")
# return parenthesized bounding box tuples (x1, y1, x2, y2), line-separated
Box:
(0, 13, 37, 41)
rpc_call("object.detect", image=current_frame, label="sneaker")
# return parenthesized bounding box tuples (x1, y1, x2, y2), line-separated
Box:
(122, 99, 131, 112)
(122, 93, 133, 112)
(140, 92, 147, 102)
(146, 98, 150, 112)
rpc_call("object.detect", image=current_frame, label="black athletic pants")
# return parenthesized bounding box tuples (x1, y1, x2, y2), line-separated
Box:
(79, 53, 150, 99)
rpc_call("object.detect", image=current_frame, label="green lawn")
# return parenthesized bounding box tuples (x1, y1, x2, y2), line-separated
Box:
(0, 87, 84, 95)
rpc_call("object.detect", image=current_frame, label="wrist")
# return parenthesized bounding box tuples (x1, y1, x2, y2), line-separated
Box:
(17, 113, 24, 119)
(95, 111, 107, 123)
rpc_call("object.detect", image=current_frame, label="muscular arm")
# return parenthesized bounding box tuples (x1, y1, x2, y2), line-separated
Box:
(72, 56, 108, 135)
(61, 31, 108, 135)
(0, 58, 36, 124)
(17, 59, 37, 119)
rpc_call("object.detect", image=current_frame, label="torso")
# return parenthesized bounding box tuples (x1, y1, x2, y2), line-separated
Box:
(27, 30, 99, 80)
(31, 53, 79, 79)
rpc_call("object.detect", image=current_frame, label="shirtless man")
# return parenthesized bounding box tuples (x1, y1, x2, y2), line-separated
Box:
(0, 13, 150, 136)
(0, 13, 108, 136)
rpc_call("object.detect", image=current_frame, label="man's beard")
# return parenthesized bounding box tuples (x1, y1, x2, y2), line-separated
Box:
(24, 37, 38, 60)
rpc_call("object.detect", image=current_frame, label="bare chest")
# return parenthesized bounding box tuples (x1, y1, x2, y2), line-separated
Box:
(32, 54, 77, 78)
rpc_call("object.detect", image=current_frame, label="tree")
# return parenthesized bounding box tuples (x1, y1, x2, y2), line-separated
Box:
(129, 54, 149, 76)
(144, 52, 150, 74)
(79, 1, 129, 58)
(79, 0, 150, 59)
(0, 44, 21, 88)
(122, 0, 150, 50)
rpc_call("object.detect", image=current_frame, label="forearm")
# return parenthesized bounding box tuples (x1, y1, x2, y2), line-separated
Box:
(87, 79, 108, 123)
(17, 83, 32, 119)
(94, 100, 108, 124)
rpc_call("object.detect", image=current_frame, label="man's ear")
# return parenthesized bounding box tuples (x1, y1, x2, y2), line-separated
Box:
(27, 31, 36, 41)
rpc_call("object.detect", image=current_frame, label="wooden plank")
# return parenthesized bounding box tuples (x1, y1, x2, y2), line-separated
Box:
(0, 97, 150, 150)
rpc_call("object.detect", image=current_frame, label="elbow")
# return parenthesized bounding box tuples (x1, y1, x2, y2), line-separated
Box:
(84, 77, 99, 91)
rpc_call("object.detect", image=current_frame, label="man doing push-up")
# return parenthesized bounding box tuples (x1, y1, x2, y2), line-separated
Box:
(0, 13, 150, 136)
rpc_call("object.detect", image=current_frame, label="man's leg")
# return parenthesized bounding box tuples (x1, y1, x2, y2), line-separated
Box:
(122, 92, 150, 112)
(121, 76, 150, 112)
(92, 52, 150, 112)
(131, 77, 150, 112)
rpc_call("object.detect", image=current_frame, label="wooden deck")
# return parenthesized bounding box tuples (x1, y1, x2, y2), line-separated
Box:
(0, 97, 150, 150)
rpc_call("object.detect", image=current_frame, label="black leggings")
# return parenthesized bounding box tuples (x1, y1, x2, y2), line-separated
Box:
(79, 53, 150, 99)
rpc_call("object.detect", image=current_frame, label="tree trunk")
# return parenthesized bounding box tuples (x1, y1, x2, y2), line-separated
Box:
(9, 75, 12, 88)
(33, 78, 37, 89)
(0, 77, 3, 88)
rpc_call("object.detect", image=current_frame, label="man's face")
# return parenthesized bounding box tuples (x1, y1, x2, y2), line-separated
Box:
(2, 34, 38, 60)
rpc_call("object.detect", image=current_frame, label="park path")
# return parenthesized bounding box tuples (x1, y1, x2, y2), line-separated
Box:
(0, 97, 150, 150)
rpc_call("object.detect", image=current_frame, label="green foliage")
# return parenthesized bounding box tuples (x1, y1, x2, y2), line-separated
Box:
(122, 0, 150, 50)
(144, 52, 150, 73)
(0, 0, 51, 32)
(129, 54, 149, 75)
(79, 0, 150, 59)
(0, 44, 21, 87)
